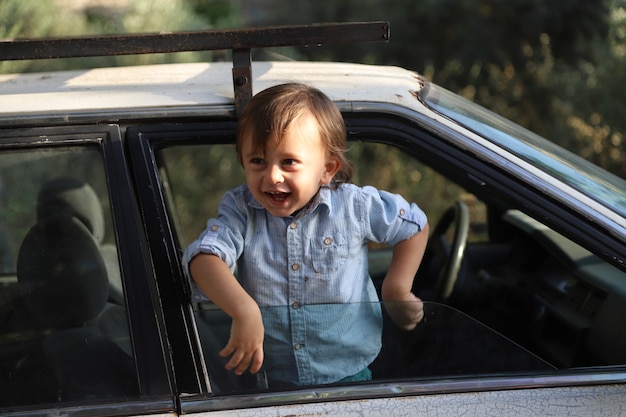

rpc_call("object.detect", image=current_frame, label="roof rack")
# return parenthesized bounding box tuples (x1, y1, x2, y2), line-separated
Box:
(0, 22, 390, 116)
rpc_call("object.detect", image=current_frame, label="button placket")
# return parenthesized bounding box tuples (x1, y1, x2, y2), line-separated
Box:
(286, 218, 307, 371)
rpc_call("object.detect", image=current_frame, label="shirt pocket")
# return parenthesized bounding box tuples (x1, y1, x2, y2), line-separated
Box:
(309, 232, 348, 275)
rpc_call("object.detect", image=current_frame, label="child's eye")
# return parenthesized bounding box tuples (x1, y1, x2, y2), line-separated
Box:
(282, 159, 297, 166)
(249, 157, 264, 165)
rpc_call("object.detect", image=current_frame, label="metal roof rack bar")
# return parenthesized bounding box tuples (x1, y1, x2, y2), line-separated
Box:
(0, 22, 389, 61)
(0, 21, 390, 116)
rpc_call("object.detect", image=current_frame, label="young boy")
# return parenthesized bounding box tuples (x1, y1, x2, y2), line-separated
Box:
(183, 83, 429, 387)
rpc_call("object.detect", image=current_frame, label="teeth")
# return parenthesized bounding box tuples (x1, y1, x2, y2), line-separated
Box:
(267, 191, 288, 201)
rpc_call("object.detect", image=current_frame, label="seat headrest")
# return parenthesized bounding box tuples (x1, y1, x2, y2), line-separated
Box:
(17, 179, 109, 328)
(37, 177, 105, 244)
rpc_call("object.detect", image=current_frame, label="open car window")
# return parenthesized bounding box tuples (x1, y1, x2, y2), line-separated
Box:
(157, 137, 626, 395)
(160, 141, 488, 251)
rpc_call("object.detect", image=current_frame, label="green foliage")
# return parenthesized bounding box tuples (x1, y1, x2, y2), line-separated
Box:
(159, 144, 244, 244)
(551, 3, 626, 176)
(257, 0, 625, 179)
(0, 0, 88, 73)
(0, 0, 238, 73)
(160, 142, 478, 248)
(186, 0, 240, 28)
(0, 0, 84, 39)
(2, 0, 624, 179)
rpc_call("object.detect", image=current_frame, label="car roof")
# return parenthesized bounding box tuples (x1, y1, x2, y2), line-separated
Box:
(0, 61, 425, 117)
(1, 56, 625, 241)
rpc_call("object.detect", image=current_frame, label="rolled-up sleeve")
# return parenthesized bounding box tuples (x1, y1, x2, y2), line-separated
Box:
(181, 187, 248, 302)
(360, 185, 427, 246)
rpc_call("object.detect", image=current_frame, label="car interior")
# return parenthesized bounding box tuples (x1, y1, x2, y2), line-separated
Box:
(1, 119, 624, 406)
(156, 133, 626, 393)
(0, 147, 136, 406)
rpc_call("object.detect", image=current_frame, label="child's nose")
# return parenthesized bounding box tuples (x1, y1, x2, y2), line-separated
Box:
(267, 164, 284, 184)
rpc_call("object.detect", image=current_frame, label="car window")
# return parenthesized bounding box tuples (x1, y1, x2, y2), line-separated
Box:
(161, 141, 487, 250)
(159, 141, 497, 389)
(158, 137, 626, 397)
(159, 143, 245, 249)
(195, 301, 553, 393)
(348, 141, 488, 240)
(0, 144, 137, 407)
(422, 83, 626, 222)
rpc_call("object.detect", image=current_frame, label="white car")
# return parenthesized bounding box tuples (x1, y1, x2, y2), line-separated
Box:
(1, 23, 625, 416)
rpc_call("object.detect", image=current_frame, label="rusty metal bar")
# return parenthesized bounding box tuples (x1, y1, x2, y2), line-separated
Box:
(232, 48, 253, 117)
(1, 22, 390, 118)
(0, 22, 389, 61)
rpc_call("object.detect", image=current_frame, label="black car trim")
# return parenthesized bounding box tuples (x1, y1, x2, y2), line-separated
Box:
(103, 125, 176, 398)
(343, 113, 626, 273)
(126, 124, 232, 400)
(124, 115, 626, 414)
(2, 397, 175, 417)
(0, 125, 176, 413)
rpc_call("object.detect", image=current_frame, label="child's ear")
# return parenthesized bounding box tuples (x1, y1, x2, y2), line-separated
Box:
(321, 158, 341, 184)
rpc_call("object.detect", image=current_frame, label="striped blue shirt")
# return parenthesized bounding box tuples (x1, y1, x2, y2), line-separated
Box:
(183, 183, 427, 386)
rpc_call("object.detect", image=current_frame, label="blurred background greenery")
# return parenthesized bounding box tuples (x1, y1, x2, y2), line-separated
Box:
(2, 0, 624, 179)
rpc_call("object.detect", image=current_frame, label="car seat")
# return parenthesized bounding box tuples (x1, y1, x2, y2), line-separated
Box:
(16, 177, 134, 401)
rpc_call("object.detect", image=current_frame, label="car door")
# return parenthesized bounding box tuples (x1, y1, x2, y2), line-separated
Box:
(127, 112, 626, 416)
(0, 125, 174, 416)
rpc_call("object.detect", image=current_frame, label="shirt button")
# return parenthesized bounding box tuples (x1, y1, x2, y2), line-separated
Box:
(294, 343, 304, 350)
(292, 302, 300, 309)
(323, 237, 332, 245)
(399, 209, 405, 216)
(290, 222, 298, 229)
(291, 263, 300, 271)
(210, 224, 219, 232)
(304, 276, 309, 282)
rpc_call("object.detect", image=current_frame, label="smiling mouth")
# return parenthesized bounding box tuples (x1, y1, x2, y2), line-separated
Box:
(266, 191, 290, 202)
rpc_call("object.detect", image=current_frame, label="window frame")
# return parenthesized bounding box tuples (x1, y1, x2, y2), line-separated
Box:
(126, 112, 626, 414)
(0, 125, 175, 416)
(127, 121, 239, 397)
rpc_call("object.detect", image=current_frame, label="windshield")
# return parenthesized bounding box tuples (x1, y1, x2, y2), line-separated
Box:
(194, 301, 554, 394)
(420, 83, 626, 219)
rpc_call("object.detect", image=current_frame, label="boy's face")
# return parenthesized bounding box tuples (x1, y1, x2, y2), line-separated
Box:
(241, 110, 340, 217)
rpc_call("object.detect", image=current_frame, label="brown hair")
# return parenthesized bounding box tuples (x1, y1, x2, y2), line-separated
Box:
(236, 83, 353, 184)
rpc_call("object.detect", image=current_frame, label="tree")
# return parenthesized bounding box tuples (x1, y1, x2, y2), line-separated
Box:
(0, 0, 87, 73)
(0, 0, 239, 73)
(554, 2, 626, 176)
(250, 0, 625, 179)
(3, 0, 624, 178)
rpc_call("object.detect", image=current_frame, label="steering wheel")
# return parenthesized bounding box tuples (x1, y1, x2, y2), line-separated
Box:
(430, 201, 470, 302)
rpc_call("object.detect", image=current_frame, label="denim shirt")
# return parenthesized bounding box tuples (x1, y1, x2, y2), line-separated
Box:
(183, 183, 427, 386)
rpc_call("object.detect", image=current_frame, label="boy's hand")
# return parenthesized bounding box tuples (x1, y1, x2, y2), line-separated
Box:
(220, 304, 265, 375)
(384, 293, 424, 331)
(190, 254, 265, 375)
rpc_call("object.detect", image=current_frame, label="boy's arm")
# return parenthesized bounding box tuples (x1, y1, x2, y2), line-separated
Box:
(381, 223, 429, 331)
(189, 253, 264, 375)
